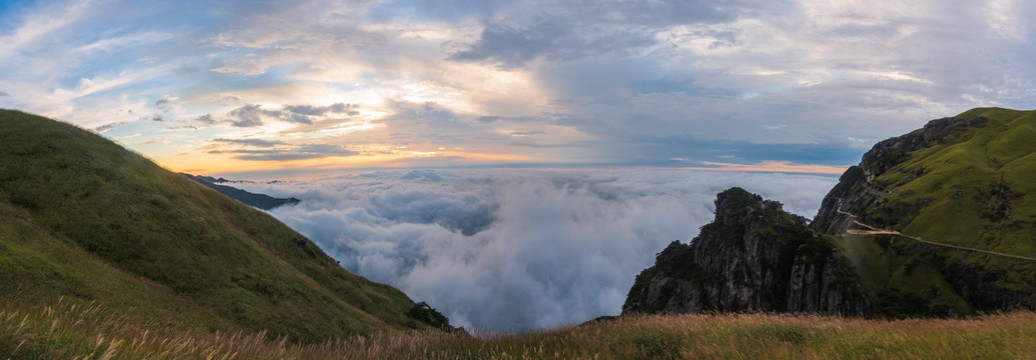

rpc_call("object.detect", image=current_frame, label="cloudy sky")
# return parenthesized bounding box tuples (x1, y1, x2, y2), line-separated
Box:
(3, 0, 1034, 178)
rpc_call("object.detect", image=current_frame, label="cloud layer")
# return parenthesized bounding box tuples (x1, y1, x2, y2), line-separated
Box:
(239, 169, 838, 331)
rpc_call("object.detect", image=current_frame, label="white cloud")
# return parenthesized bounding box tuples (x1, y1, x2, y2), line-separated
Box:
(0, 0, 98, 58)
(3, 0, 1035, 170)
(239, 168, 838, 331)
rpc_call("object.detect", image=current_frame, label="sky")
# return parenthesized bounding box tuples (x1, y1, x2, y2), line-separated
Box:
(240, 168, 838, 331)
(2, 0, 1034, 178)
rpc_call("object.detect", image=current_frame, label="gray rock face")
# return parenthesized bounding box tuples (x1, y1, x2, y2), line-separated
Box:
(787, 253, 868, 315)
(811, 116, 988, 235)
(622, 188, 868, 316)
(859, 116, 987, 181)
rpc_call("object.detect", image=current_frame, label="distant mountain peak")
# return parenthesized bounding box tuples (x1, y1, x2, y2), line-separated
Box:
(181, 173, 300, 210)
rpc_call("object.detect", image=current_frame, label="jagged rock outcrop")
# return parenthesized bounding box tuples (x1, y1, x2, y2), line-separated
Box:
(622, 188, 868, 316)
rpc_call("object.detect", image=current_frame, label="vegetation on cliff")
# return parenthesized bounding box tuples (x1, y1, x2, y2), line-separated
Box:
(814, 107, 1036, 316)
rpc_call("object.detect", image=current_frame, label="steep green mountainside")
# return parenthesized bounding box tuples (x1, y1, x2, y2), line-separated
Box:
(0, 109, 446, 341)
(813, 107, 1036, 315)
(626, 107, 1036, 319)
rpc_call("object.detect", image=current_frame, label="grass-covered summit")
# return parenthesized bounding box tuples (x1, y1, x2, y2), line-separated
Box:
(813, 107, 1036, 316)
(0, 109, 447, 342)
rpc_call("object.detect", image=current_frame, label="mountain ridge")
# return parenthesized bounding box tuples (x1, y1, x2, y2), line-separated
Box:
(625, 107, 1036, 317)
(812, 107, 1036, 314)
(182, 173, 301, 210)
(0, 109, 448, 341)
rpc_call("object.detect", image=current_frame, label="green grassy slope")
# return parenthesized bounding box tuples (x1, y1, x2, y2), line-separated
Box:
(0, 109, 442, 341)
(886, 108, 1036, 253)
(835, 107, 1036, 315)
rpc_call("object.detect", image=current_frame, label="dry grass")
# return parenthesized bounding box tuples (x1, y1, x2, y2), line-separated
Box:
(3, 297, 1035, 359)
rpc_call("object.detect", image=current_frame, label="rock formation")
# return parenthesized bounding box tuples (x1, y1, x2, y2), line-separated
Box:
(623, 188, 868, 316)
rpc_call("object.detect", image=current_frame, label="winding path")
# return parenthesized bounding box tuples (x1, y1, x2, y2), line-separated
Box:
(846, 220, 1036, 262)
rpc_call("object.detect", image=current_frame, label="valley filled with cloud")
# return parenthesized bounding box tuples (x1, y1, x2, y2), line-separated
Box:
(238, 168, 838, 331)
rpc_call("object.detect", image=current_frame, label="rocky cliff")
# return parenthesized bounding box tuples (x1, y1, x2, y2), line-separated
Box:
(622, 188, 868, 316)
(625, 107, 1036, 318)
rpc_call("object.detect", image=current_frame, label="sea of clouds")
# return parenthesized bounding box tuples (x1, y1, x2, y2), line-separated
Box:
(236, 168, 838, 331)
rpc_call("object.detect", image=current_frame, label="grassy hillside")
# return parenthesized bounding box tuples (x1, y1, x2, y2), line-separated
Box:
(3, 299, 1033, 359)
(0, 109, 444, 341)
(880, 108, 1036, 252)
(833, 107, 1036, 315)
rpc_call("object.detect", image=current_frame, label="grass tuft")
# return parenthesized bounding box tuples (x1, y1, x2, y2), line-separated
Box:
(4, 298, 1034, 359)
